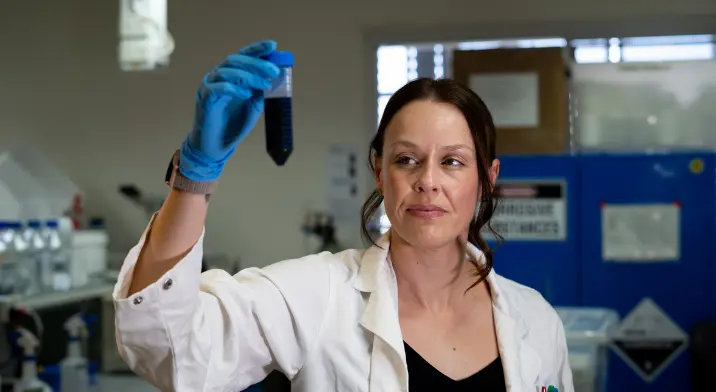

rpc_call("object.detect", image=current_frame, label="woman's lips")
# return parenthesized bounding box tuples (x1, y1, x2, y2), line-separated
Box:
(406, 204, 446, 219)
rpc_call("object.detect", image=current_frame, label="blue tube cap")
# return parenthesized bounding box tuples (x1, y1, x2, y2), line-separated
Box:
(264, 51, 294, 67)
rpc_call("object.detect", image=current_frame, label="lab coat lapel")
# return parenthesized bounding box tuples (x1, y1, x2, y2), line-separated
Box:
(354, 238, 542, 392)
(487, 272, 542, 392)
(353, 233, 408, 391)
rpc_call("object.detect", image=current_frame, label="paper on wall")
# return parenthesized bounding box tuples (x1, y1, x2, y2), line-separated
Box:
(326, 143, 360, 223)
(602, 203, 681, 262)
(468, 72, 540, 128)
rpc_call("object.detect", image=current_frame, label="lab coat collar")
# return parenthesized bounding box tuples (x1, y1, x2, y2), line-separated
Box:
(353, 231, 541, 391)
(354, 232, 408, 391)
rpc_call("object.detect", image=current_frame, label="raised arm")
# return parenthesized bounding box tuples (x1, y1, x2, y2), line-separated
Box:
(128, 40, 280, 295)
(113, 41, 328, 392)
(127, 189, 207, 296)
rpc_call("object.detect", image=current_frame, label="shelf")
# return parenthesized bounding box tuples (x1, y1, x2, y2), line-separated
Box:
(19, 282, 114, 310)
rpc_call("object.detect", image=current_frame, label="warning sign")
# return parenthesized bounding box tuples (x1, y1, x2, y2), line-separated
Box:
(486, 180, 566, 241)
(611, 298, 688, 382)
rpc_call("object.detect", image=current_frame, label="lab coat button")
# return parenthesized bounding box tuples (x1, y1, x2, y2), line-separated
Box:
(163, 278, 173, 290)
(133, 296, 143, 305)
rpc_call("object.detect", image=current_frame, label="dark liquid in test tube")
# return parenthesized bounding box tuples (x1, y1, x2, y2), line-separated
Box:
(265, 97, 293, 166)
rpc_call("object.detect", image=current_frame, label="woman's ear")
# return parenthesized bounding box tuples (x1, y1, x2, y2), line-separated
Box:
(373, 152, 383, 192)
(489, 159, 500, 189)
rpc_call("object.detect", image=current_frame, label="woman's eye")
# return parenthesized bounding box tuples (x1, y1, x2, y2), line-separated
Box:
(443, 158, 463, 167)
(396, 156, 418, 165)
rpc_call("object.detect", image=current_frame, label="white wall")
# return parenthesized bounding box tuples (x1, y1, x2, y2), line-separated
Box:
(1, 0, 714, 268)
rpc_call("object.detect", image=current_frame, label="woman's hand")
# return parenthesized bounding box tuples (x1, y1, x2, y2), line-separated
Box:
(179, 40, 280, 182)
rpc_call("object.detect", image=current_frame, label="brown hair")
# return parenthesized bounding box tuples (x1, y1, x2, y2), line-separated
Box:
(360, 78, 502, 289)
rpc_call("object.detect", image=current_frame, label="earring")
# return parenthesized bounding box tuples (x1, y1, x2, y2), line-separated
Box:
(377, 189, 382, 197)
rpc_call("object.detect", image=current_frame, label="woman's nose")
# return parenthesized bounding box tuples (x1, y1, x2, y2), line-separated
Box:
(414, 165, 438, 193)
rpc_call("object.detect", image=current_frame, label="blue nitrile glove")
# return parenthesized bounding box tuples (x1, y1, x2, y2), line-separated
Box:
(179, 40, 281, 182)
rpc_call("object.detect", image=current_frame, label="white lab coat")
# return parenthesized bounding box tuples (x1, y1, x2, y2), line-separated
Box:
(113, 222, 574, 392)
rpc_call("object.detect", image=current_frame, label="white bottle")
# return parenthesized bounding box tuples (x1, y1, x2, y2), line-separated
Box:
(60, 314, 89, 392)
(56, 218, 74, 290)
(0, 222, 15, 294)
(35, 221, 53, 292)
(21, 221, 43, 295)
(14, 327, 52, 392)
(44, 220, 71, 292)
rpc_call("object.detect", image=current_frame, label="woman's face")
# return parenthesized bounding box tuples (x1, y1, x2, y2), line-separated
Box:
(375, 100, 498, 250)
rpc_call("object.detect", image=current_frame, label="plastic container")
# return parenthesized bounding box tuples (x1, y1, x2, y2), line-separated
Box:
(45, 219, 72, 291)
(72, 230, 109, 284)
(0, 221, 37, 295)
(263, 51, 294, 166)
(8, 146, 80, 218)
(0, 152, 50, 221)
(0, 222, 17, 294)
(22, 220, 45, 295)
(38, 221, 56, 291)
(555, 307, 619, 392)
(60, 314, 90, 392)
(14, 327, 53, 392)
(57, 217, 77, 289)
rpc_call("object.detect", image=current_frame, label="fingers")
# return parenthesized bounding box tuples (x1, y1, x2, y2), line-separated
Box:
(220, 54, 280, 79)
(201, 81, 253, 101)
(208, 68, 272, 91)
(200, 40, 279, 102)
(239, 40, 277, 57)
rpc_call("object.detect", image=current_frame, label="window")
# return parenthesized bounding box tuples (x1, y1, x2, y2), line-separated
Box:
(572, 35, 715, 63)
(376, 34, 716, 122)
(377, 45, 410, 124)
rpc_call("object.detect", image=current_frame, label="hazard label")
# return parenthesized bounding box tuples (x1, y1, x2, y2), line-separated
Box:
(486, 180, 566, 241)
(611, 298, 688, 382)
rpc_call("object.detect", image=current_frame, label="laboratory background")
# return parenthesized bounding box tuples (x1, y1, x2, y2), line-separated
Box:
(1, 0, 715, 391)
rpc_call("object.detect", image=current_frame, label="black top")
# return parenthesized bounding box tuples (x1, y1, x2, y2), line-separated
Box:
(405, 342, 507, 392)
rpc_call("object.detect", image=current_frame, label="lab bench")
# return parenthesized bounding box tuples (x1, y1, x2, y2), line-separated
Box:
(19, 281, 115, 311)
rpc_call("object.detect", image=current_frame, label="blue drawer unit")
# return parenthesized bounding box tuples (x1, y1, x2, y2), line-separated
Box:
(579, 151, 716, 392)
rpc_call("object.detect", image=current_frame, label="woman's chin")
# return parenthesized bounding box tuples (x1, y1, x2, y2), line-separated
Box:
(394, 226, 457, 251)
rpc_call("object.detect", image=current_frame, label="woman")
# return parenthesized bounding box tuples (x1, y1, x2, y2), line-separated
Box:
(113, 40, 573, 392)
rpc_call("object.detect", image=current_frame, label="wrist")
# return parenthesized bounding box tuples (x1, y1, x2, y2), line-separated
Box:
(166, 149, 219, 195)
(179, 143, 226, 182)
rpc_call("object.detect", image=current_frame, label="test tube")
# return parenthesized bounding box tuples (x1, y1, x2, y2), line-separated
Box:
(263, 51, 294, 166)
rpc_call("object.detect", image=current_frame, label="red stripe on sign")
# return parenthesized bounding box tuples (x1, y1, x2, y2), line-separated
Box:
(498, 186, 537, 198)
